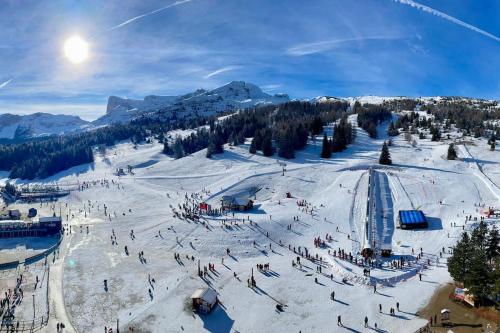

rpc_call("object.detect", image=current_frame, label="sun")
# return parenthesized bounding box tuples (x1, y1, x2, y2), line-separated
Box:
(63, 35, 89, 64)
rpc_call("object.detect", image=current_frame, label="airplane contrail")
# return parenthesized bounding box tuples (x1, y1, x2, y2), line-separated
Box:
(108, 0, 193, 31)
(204, 66, 240, 79)
(0, 79, 12, 89)
(392, 0, 500, 43)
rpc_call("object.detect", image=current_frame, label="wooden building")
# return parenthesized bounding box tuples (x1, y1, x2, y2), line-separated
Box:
(191, 288, 218, 313)
(221, 196, 253, 211)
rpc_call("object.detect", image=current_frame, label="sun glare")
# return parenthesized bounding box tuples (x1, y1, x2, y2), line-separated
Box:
(63, 35, 89, 64)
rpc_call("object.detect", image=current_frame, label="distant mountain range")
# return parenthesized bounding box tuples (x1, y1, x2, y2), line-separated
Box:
(0, 113, 91, 141)
(0, 81, 289, 140)
(0, 81, 497, 140)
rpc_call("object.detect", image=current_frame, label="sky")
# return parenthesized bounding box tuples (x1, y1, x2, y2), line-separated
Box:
(0, 0, 498, 121)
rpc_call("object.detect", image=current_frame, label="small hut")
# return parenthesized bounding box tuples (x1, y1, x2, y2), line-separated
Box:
(441, 308, 450, 321)
(191, 288, 218, 313)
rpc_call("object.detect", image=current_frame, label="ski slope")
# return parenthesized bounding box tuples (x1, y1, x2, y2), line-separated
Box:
(1, 120, 499, 333)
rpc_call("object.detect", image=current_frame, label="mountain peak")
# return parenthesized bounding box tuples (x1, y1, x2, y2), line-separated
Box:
(101, 81, 289, 124)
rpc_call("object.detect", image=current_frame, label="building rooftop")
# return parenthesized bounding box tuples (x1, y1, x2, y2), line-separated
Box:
(399, 210, 427, 224)
(191, 288, 217, 304)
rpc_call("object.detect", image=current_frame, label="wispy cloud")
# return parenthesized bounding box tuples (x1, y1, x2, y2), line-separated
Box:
(392, 0, 500, 43)
(286, 36, 399, 56)
(261, 84, 282, 92)
(203, 66, 240, 79)
(0, 79, 12, 89)
(107, 0, 193, 31)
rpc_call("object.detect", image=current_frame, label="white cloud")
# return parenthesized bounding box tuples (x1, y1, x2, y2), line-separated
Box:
(107, 0, 193, 31)
(286, 36, 399, 56)
(0, 79, 12, 89)
(392, 0, 500, 43)
(203, 66, 240, 79)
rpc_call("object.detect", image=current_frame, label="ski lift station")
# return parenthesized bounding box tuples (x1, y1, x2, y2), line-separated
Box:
(398, 210, 428, 229)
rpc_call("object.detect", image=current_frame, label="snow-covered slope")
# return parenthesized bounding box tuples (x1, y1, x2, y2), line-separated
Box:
(95, 81, 290, 124)
(0, 113, 90, 140)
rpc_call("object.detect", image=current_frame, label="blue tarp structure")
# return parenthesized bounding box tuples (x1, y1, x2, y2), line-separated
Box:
(398, 210, 428, 229)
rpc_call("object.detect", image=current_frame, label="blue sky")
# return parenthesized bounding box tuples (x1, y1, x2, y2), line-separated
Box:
(0, 0, 498, 120)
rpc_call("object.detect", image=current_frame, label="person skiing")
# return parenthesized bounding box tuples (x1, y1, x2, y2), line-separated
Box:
(337, 315, 342, 326)
(330, 291, 335, 300)
(364, 316, 368, 327)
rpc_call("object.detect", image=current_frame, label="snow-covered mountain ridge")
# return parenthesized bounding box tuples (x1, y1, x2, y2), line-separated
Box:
(98, 81, 290, 125)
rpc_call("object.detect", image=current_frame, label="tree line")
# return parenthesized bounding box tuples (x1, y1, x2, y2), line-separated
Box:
(320, 116, 355, 158)
(354, 102, 392, 138)
(164, 101, 351, 159)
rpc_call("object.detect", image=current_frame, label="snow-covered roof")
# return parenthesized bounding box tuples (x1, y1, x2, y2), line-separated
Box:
(222, 196, 252, 206)
(191, 288, 217, 304)
(234, 197, 251, 206)
(39, 216, 62, 223)
(0, 220, 26, 227)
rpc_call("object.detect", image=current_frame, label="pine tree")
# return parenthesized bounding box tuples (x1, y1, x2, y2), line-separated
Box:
(262, 136, 273, 157)
(379, 141, 392, 165)
(430, 126, 441, 141)
(487, 225, 500, 263)
(366, 122, 377, 138)
(278, 128, 295, 159)
(387, 122, 399, 136)
(309, 117, 324, 136)
(163, 141, 173, 155)
(493, 261, 500, 303)
(213, 127, 224, 154)
(467, 247, 491, 305)
(173, 138, 184, 159)
(321, 133, 331, 158)
(447, 143, 458, 160)
(448, 232, 471, 283)
(249, 138, 257, 154)
(471, 221, 488, 251)
(206, 145, 213, 158)
(253, 130, 263, 151)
